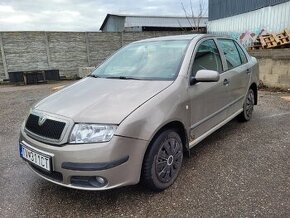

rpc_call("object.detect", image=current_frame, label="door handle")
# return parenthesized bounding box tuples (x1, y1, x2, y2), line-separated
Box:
(246, 69, 251, 74)
(223, 79, 229, 86)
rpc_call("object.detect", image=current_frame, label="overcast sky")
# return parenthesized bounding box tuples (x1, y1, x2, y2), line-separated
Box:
(0, 0, 208, 31)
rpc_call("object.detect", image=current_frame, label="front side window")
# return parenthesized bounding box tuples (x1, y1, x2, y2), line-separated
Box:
(217, 39, 242, 70)
(92, 40, 190, 80)
(191, 39, 222, 76)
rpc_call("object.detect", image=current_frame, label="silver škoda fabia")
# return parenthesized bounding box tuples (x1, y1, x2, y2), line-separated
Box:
(19, 34, 259, 191)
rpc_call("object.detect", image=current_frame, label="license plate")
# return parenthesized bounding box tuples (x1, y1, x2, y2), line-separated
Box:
(20, 144, 52, 171)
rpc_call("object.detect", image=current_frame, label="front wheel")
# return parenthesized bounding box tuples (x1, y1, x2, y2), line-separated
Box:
(238, 88, 255, 122)
(141, 129, 183, 192)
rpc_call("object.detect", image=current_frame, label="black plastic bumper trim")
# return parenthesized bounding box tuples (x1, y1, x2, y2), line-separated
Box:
(61, 156, 129, 171)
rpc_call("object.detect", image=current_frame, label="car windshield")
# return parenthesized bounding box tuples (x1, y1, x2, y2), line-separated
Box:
(91, 40, 190, 80)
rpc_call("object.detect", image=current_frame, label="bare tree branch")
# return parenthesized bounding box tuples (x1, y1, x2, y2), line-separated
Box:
(180, 0, 207, 32)
(181, 1, 194, 29)
(190, 0, 197, 30)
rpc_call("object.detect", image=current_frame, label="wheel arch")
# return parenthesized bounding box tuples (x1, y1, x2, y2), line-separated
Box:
(144, 121, 189, 158)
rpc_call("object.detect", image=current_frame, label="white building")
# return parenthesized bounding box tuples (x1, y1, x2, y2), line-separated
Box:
(208, 0, 290, 46)
(100, 14, 208, 32)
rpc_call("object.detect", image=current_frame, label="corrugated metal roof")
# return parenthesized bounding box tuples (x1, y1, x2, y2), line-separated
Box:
(209, 0, 289, 21)
(100, 14, 208, 31)
(125, 16, 207, 28)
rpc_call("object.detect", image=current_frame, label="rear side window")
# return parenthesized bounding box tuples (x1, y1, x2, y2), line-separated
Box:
(191, 39, 223, 76)
(217, 39, 242, 70)
(235, 42, 248, 64)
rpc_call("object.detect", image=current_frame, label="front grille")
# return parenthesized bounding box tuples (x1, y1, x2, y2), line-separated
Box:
(25, 114, 66, 140)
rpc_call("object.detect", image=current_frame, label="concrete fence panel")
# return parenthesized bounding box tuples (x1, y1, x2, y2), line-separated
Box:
(47, 32, 88, 78)
(2, 32, 48, 73)
(0, 31, 187, 81)
(249, 49, 290, 89)
(2, 31, 289, 89)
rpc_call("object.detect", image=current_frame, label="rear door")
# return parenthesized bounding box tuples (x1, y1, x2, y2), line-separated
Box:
(217, 39, 251, 116)
(188, 38, 231, 143)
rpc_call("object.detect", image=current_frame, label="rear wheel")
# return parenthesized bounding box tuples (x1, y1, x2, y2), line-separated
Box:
(141, 129, 183, 192)
(238, 88, 255, 122)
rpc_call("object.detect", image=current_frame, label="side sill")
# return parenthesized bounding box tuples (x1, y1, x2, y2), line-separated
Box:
(189, 109, 243, 149)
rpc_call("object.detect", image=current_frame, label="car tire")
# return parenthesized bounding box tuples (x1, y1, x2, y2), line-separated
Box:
(238, 88, 255, 122)
(141, 129, 183, 192)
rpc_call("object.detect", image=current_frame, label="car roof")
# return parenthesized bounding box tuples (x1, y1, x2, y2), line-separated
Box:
(133, 34, 232, 43)
(134, 34, 200, 43)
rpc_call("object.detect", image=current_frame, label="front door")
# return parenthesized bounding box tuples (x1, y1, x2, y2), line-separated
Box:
(188, 39, 231, 145)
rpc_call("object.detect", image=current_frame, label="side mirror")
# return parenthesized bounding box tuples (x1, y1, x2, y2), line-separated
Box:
(190, 70, 220, 85)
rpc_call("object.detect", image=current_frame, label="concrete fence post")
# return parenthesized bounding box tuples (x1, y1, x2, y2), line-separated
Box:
(121, 32, 124, 46)
(44, 32, 51, 68)
(85, 32, 91, 66)
(0, 33, 8, 80)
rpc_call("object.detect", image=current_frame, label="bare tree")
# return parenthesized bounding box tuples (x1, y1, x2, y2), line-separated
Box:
(180, 0, 207, 32)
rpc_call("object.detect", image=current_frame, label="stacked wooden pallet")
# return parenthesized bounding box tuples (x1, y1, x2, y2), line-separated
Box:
(249, 29, 290, 50)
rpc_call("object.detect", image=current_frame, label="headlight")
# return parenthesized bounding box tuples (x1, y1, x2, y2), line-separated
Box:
(69, 124, 118, 144)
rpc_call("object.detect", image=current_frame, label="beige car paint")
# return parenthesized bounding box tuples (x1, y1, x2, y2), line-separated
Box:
(19, 34, 259, 190)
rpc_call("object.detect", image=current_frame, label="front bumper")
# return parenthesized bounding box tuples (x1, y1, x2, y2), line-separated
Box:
(19, 130, 148, 190)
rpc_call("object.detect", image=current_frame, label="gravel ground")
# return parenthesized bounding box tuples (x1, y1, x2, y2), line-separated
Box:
(0, 82, 289, 218)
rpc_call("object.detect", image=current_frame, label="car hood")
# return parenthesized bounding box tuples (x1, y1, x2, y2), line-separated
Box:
(34, 77, 173, 124)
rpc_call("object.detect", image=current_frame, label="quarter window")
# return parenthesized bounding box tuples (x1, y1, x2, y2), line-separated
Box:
(191, 39, 223, 76)
(235, 42, 248, 64)
(217, 39, 242, 70)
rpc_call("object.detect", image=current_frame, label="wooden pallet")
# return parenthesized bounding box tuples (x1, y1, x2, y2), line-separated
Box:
(255, 29, 290, 49)
(248, 29, 290, 50)
(275, 29, 290, 46)
(259, 34, 278, 48)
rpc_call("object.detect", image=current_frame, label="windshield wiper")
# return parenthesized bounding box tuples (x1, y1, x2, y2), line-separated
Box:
(87, 74, 100, 78)
(88, 75, 142, 80)
(104, 76, 141, 80)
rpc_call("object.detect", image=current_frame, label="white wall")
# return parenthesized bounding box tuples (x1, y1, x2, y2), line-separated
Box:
(208, 1, 290, 47)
